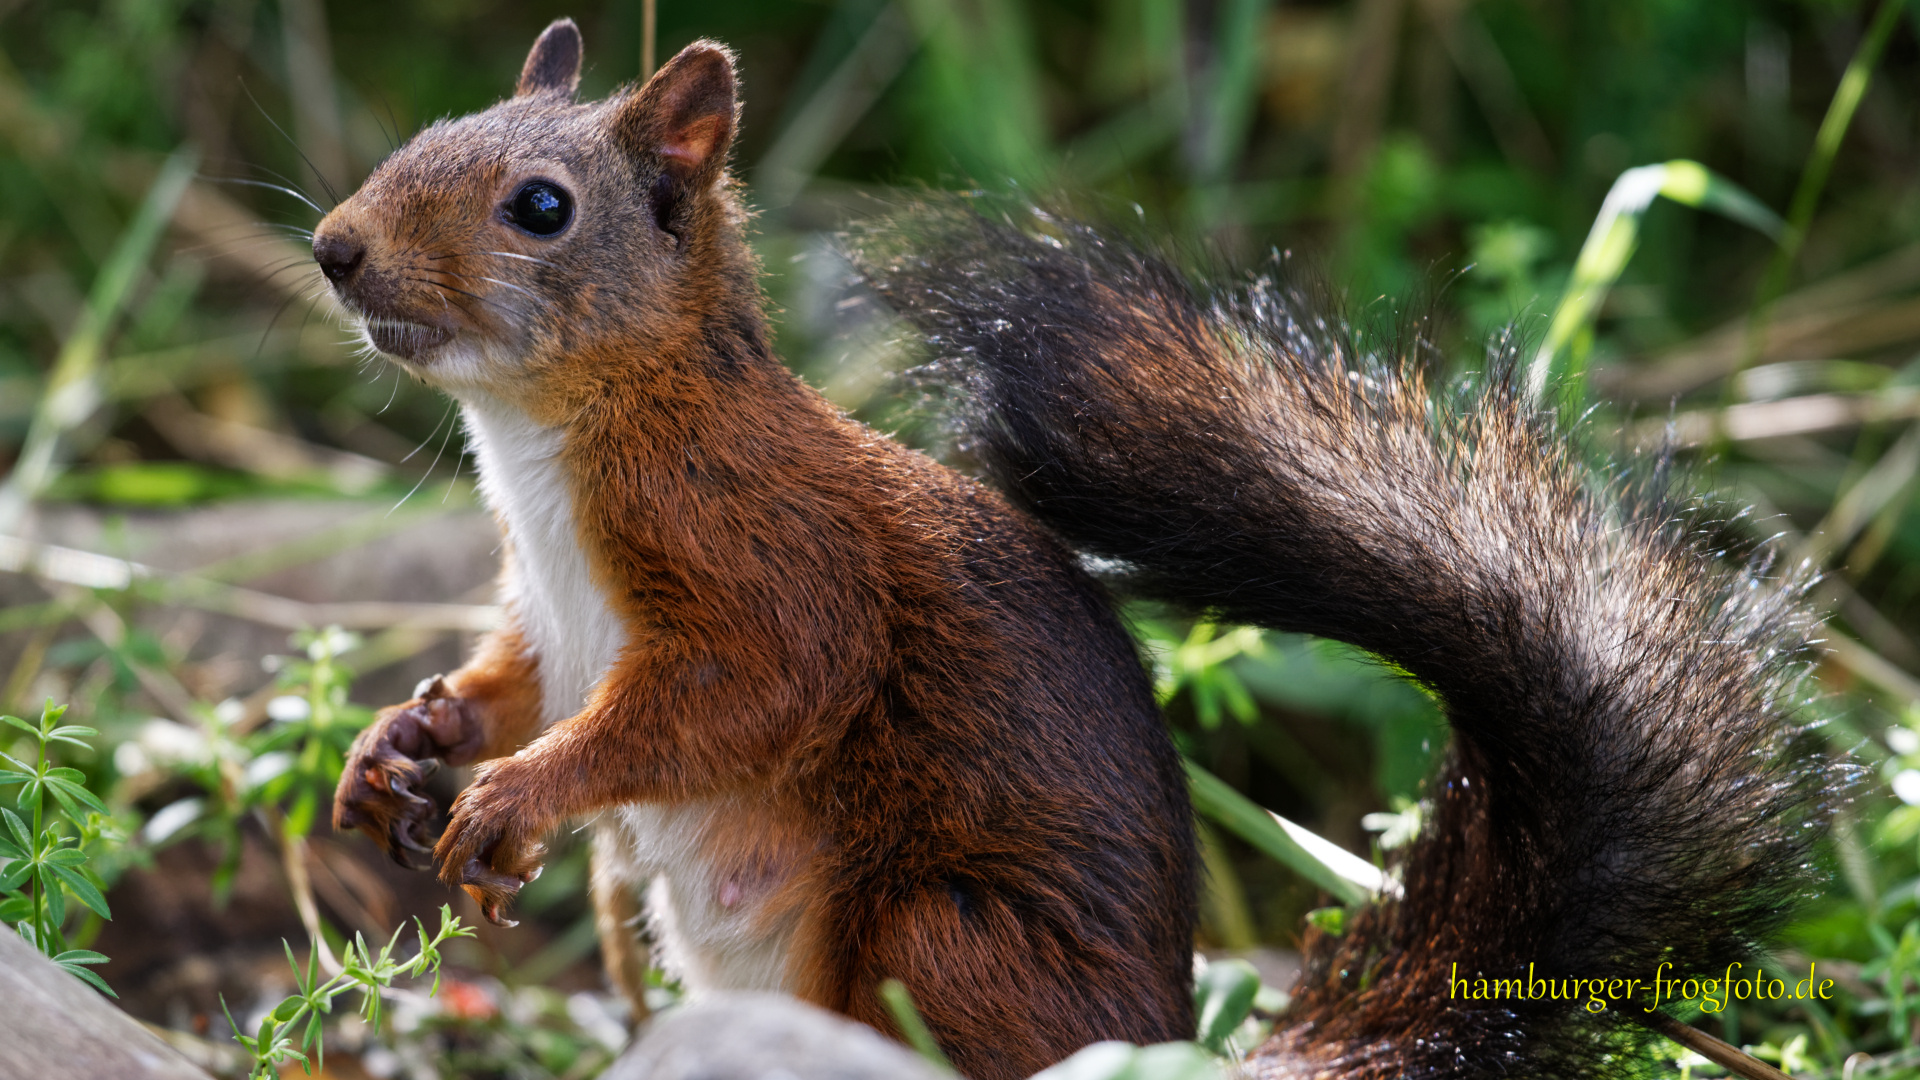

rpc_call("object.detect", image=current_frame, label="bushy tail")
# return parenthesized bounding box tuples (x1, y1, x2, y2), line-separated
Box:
(850, 204, 1848, 1079)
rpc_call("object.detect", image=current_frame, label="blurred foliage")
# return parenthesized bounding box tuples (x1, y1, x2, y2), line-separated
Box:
(7, 0, 1920, 1076)
(0, 701, 121, 994)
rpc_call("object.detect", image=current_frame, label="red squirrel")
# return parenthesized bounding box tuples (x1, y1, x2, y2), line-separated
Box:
(319, 21, 1193, 1080)
(323, 18, 1843, 1080)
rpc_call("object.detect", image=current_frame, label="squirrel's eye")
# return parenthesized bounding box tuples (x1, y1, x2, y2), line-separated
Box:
(506, 181, 572, 236)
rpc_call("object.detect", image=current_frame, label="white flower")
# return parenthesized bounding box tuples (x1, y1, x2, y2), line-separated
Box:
(1893, 769, 1920, 806)
(143, 797, 203, 844)
(266, 696, 311, 723)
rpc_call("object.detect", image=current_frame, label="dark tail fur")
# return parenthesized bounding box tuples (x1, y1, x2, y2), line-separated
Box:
(850, 204, 1849, 1079)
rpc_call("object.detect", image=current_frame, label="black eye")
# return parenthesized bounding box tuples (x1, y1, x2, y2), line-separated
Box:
(505, 181, 572, 236)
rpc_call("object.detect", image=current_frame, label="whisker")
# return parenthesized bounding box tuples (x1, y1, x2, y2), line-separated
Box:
(258, 255, 323, 276)
(240, 78, 342, 207)
(473, 275, 540, 300)
(230, 159, 329, 203)
(442, 429, 468, 504)
(391, 399, 460, 517)
(172, 220, 316, 241)
(258, 263, 327, 287)
(472, 275, 540, 301)
(379, 361, 403, 414)
(257, 289, 308, 357)
(485, 250, 560, 269)
(421, 265, 542, 303)
(367, 88, 401, 154)
(401, 275, 521, 319)
(399, 278, 483, 322)
(209, 175, 327, 216)
(400, 397, 454, 464)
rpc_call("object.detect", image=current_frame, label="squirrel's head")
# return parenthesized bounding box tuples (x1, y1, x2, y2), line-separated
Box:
(312, 19, 747, 401)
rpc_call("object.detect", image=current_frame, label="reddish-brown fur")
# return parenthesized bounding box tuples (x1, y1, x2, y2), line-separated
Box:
(322, 22, 1196, 1078)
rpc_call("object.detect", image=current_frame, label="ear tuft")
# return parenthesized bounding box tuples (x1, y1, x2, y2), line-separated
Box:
(615, 41, 739, 189)
(517, 18, 584, 98)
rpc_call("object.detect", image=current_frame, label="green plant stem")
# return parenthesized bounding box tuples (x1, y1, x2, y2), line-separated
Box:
(1738, 0, 1908, 380)
(28, 731, 43, 946)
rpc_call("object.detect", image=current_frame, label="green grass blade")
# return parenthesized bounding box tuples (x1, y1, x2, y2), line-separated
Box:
(900, 0, 1047, 183)
(1525, 160, 1780, 410)
(755, 2, 918, 210)
(1740, 0, 1909, 379)
(1185, 760, 1372, 906)
(1191, 0, 1272, 189)
(0, 147, 199, 533)
(877, 978, 954, 1072)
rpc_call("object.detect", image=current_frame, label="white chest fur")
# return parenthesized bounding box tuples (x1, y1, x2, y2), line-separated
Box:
(458, 395, 795, 993)
(460, 397, 626, 726)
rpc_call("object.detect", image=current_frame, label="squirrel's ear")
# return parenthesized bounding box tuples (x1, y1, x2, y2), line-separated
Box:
(517, 18, 583, 98)
(614, 41, 738, 192)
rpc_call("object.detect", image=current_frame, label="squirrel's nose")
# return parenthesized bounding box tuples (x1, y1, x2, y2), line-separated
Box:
(313, 233, 365, 284)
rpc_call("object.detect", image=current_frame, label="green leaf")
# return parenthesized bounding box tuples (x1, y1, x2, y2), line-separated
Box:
(43, 846, 86, 867)
(51, 865, 110, 920)
(0, 809, 27, 853)
(1194, 958, 1260, 1053)
(56, 956, 116, 998)
(44, 776, 108, 817)
(219, 995, 254, 1053)
(0, 862, 31, 892)
(0, 715, 36, 737)
(1524, 159, 1782, 409)
(39, 865, 66, 926)
(44, 726, 96, 751)
(1305, 906, 1347, 935)
(284, 788, 316, 839)
(257, 1014, 279, 1056)
(1185, 761, 1372, 906)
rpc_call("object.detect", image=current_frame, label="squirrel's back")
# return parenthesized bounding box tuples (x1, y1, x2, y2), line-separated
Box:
(854, 204, 1850, 1079)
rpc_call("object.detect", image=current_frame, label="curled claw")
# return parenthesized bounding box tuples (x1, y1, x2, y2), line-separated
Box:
(459, 857, 530, 927)
(394, 819, 436, 853)
(397, 819, 434, 850)
(387, 774, 433, 809)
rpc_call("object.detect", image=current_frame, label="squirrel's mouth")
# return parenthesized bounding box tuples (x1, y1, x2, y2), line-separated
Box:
(361, 318, 455, 361)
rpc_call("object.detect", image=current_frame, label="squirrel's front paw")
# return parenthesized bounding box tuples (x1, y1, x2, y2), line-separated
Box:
(434, 764, 547, 927)
(333, 676, 479, 866)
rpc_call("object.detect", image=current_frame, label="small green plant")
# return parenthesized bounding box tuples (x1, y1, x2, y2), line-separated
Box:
(0, 700, 119, 995)
(229, 904, 475, 1078)
(137, 626, 373, 898)
(1143, 618, 1266, 731)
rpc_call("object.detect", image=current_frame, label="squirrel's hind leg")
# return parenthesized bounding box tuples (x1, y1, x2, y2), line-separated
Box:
(590, 827, 654, 1023)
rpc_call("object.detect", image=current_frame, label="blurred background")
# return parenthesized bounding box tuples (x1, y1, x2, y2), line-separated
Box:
(4, 0, 1920, 1076)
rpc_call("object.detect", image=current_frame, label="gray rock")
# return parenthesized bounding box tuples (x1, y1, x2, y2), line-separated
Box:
(0, 927, 212, 1080)
(602, 992, 949, 1080)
